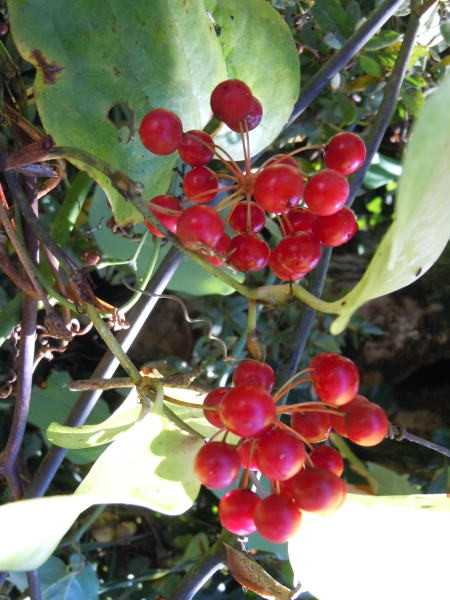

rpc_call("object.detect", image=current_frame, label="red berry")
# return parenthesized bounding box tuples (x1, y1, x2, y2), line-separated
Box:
(237, 440, 259, 471)
(219, 385, 276, 438)
(232, 360, 275, 393)
(254, 494, 302, 542)
(203, 387, 230, 429)
(283, 207, 315, 234)
(183, 166, 218, 204)
(330, 394, 369, 437)
(194, 441, 241, 489)
(313, 206, 357, 247)
(227, 233, 270, 272)
(271, 232, 321, 275)
(145, 195, 181, 238)
(255, 429, 306, 481)
(292, 468, 346, 514)
(210, 79, 253, 124)
(200, 232, 231, 266)
(291, 411, 331, 443)
(253, 165, 304, 214)
(269, 250, 307, 282)
(176, 205, 224, 250)
(227, 96, 263, 132)
(179, 130, 214, 167)
(139, 109, 182, 155)
(309, 446, 344, 476)
(229, 202, 266, 235)
(219, 489, 260, 535)
(266, 154, 299, 169)
(324, 132, 366, 175)
(304, 169, 349, 216)
(310, 353, 359, 407)
(345, 402, 388, 446)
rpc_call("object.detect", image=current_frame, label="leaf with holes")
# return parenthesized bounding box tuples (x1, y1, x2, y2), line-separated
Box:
(8, 0, 227, 225)
(329, 72, 450, 334)
(0, 410, 202, 571)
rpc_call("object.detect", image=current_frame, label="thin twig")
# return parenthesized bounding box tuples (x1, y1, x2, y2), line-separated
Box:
(390, 425, 450, 458)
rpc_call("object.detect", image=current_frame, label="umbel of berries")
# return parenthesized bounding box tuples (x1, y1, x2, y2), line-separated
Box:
(138, 79, 366, 278)
(190, 354, 388, 545)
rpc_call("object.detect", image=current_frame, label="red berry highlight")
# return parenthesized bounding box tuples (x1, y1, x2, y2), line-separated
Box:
(304, 169, 349, 216)
(310, 353, 359, 407)
(194, 442, 241, 489)
(210, 79, 253, 124)
(232, 360, 275, 393)
(345, 402, 388, 446)
(254, 165, 304, 214)
(219, 385, 276, 438)
(292, 468, 346, 514)
(219, 489, 260, 535)
(139, 108, 182, 155)
(254, 494, 302, 542)
(255, 429, 306, 481)
(176, 205, 224, 250)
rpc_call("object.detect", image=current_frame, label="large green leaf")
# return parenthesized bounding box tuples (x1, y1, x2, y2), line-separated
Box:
(9, 0, 227, 225)
(205, 0, 300, 159)
(289, 494, 450, 600)
(0, 410, 202, 571)
(328, 72, 450, 334)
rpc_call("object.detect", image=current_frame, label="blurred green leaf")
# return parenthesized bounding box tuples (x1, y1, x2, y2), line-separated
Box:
(358, 55, 382, 78)
(336, 93, 357, 124)
(363, 153, 402, 190)
(0, 295, 21, 349)
(401, 87, 424, 116)
(311, 0, 351, 37)
(364, 30, 402, 51)
(366, 462, 419, 495)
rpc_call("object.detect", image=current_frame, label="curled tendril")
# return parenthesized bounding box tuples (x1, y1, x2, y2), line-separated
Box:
(122, 281, 228, 360)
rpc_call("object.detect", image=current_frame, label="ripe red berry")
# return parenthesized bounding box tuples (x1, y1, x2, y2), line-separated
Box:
(304, 169, 349, 216)
(324, 132, 366, 175)
(330, 394, 369, 437)
(237, 440, 259, 471)
(266, 154, 299, 169)
(313, 206, 357, 247)
(139, 109, 183, 155)
(227, 96, 263, 132)
(291, 411, 332, 443)
(232, 360, 275, 393)
(253, 165, 304, 214)
(255, 429, 306, 481)
(194, 441, 241, 489)
(210, 79, 253, 124)
(199, 232, 231, 267)
(310, 353, 359, 407)
(292, 468, 346, 514)
(219, 488, 260, 535)
(183, 166, 218, 204)
(271, 232, 321, 275)
(227, 233, 270, 272)
(269, 250, 306, 282)
(254, 494, 302, 542)
(345, 402, 388, 446)
(309, 445, 344, 476)
(176, 205, 224, 250)
(203, 387, 230, 429)
(145, 195, 181, 238)
(229, 202, 266, 235)
(283, 207, 315, 234)
(179, 130, 214, 167)
(219, 385, 276, 438)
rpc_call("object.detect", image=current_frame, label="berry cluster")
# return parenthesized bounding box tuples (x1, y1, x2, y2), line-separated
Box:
(139, 79, 366, 279)
(195, 353, 388, 543)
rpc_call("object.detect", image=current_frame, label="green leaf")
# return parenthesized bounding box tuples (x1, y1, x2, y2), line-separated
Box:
(358, 54, 382, 78)
(289, 494, 450, 600)
(367, 462, 419, 495)
(336, 94, 357, 124)
(363, 152, 402, 189)
(0, 411, 202, 571)
(329, 73, 450, 334)
(29, 371, 110, 465)
(0, 295, 21, 349)
(205, 0, 300, 159)
(9, 0, 227, 225)
(311, 0, 351, 37)
(364, 30, 402, 51)
(401, 87, 425, 116)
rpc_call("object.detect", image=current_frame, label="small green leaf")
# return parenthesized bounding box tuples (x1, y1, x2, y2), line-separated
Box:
(401, 87, 425, 116)
(0, 412, 202, 571)
(367, 462, 419, 495)
(205, 0, 300, 159)
(289, 494, 450, 600)
(336, 94, 357, 124)
(330, 73, 450, 334)
(358, 54, 382, 78)
(363, 152, 402, 189)
(311, 0, 351, 37)
(364, 30, 401, 51)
